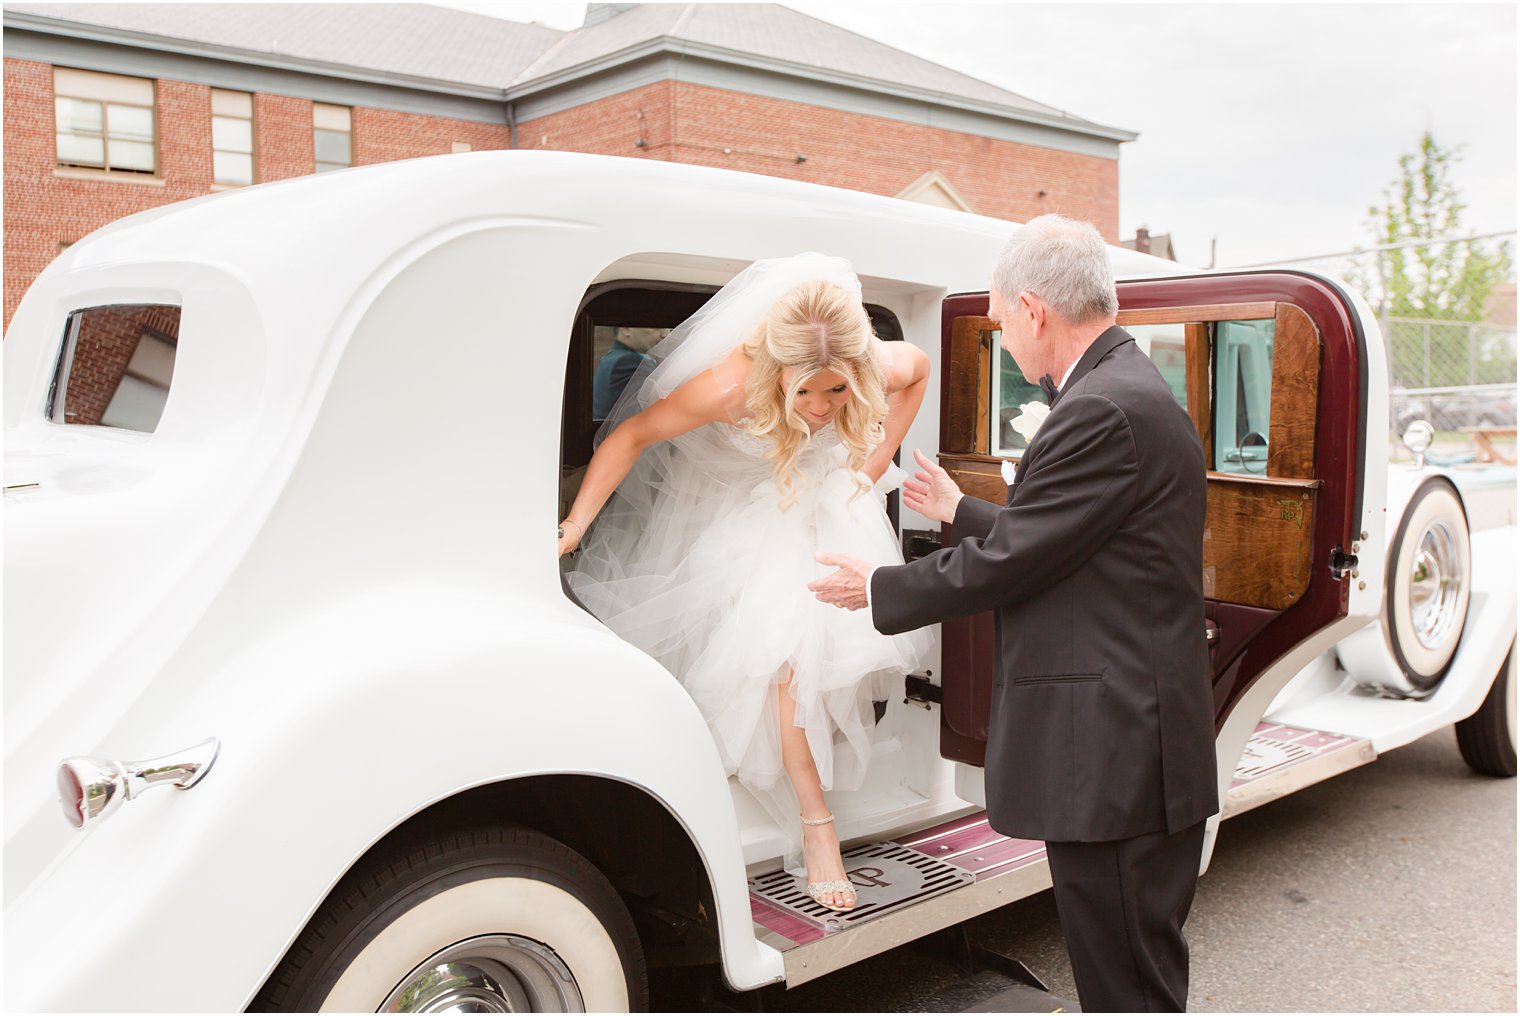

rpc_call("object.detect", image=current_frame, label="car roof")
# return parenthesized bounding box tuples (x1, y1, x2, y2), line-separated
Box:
(56, 150, 1180, 283)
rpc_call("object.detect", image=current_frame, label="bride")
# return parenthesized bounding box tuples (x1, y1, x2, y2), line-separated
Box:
(559, 253, 931, 911)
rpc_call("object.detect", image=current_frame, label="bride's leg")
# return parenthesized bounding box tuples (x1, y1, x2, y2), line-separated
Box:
(775, 671, 854, 910)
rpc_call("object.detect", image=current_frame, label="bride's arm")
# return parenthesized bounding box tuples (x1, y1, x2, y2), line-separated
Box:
(864, 340, 930, 483)
(560, 372, 729, 556)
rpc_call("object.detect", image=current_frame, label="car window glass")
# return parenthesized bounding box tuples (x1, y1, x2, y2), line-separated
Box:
(1212, 319, 1276, 475)
(989, 323, 1189, 457)
(1125, 323, 1190, 411)
(989, 335, 1043, 457)
(48, 304, 181, 432)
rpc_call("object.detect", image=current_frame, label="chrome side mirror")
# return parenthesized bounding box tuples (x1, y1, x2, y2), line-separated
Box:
(1402, 420, 1435, 469)
(57, 737, 219, 830)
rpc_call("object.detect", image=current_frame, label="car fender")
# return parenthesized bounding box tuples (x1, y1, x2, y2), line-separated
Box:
(4, 588, 778, 1012)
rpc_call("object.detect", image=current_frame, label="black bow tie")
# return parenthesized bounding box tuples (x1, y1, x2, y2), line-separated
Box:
(1039, 373, 1060, 406)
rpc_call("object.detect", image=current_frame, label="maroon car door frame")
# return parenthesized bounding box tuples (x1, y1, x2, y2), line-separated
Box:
(938, 272, 1369, 766)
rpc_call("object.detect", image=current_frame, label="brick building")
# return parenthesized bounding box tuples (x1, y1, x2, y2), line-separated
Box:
(3, 2, 1135, 328)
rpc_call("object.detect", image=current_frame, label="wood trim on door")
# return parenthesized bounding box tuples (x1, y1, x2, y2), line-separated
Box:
(945, 314, 995, 454)
(1267, 303, 1322, 479)
(1117, 301, 1276, 326)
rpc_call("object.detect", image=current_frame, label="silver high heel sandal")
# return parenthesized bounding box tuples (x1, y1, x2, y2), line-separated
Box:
(802, 813, 857, 912)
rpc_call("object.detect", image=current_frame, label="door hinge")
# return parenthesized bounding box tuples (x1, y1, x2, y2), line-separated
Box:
(904, 673, 941, 706)
(1329, 545, 1359, 580)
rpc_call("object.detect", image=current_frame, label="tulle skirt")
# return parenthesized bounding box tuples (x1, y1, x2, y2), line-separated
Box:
(569, 441, 933, 813)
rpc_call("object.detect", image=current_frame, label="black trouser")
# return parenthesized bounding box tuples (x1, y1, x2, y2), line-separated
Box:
(1044, 820, 1207, 1013)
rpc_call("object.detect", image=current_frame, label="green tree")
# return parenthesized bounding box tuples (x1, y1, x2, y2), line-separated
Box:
(1351, 132, 1514, 387)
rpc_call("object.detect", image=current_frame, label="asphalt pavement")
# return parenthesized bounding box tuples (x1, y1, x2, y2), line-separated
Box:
(710, 726, 1516, 1013)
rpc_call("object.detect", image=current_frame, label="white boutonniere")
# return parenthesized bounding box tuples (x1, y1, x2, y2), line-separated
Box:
(1009, 401, 1051, 444)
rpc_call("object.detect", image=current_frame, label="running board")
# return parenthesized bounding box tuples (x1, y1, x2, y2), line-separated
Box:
(1223, 721, 1376, 818)
(750, 815, 1050, 988)
(750, 721, 1374, 986)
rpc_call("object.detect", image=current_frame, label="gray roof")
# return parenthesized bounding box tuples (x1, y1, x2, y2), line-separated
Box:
(511, 4, 1081, 121)
(3, 2, 1131, 139)
(3, 3, 565, 89)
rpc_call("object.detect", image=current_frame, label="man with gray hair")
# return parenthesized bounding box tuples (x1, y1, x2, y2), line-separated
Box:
(812, 214, 1216, 1011)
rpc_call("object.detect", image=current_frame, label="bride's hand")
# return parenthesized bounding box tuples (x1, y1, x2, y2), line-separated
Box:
(901, 449, 964, 524)
(558, 519, 584, 558)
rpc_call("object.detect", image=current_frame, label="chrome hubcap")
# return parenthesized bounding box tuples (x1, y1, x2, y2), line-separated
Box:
(381, 935, 583, 1013)
(1409, 521, 1464, 650)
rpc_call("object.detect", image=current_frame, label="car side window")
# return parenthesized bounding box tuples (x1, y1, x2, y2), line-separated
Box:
(990, 340, 1044, 457)
(48, 304, 181, 432)
(1212, 319, 1276, 476)
(945, 299, 1323, 611)
(988, 322, 1188, 457)
(1126, 323, 1190, 411)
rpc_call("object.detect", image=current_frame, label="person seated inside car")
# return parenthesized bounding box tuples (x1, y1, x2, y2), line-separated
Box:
(592, 326, 664, 421)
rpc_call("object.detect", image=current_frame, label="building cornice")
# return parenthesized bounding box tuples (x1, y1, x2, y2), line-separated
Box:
(509, 35, 1137, 144)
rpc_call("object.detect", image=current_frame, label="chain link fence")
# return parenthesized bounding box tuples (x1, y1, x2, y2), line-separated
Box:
(1229, 232, 1517, 462)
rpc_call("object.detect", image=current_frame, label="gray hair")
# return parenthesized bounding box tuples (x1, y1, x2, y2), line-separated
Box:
(991, 214, 1118, 324)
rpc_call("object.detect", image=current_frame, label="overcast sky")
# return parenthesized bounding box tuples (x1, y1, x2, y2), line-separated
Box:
(447, 2, 1516, 268)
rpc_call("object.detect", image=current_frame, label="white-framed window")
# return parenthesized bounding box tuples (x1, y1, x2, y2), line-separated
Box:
(54, 67, 157, 174)
(313, 103, 352, 172)
(211, 89, 255, 186)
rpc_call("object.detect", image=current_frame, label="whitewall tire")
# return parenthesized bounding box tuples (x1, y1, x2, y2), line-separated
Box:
(1385, 479, 1472, 693)
(252, 826, 646, 1012)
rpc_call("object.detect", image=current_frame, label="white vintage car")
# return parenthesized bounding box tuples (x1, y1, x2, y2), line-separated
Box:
(4, 152, 1513, 1012)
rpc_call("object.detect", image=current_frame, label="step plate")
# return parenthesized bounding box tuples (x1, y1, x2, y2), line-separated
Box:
(1224, 721, 1375, 817)
(900, 815, 1047, 882)
(749, 841, 974, 938)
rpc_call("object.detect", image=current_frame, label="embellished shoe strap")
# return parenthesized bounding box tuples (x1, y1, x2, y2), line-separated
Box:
(807, 879, 856, 894)
(801, 813, 835, 826)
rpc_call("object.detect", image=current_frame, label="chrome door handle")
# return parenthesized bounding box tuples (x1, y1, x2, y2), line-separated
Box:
(58, 737, 219, 830)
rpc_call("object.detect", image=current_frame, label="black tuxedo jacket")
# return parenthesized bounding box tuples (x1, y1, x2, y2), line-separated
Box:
(874, 326, 1218, 842)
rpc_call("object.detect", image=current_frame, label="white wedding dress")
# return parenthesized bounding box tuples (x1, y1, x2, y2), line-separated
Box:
(567, 254, 932, 859)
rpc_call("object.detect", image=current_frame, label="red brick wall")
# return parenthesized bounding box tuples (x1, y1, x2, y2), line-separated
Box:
(6, 58, 1120, 329)
(519, 80, 1119, 237)
(4, 59, 217, 328)
(355, 106, 509, 166)
(254, 93, 317, 181)
(3, 57, 511, 327)
(518, 81, 677, 161)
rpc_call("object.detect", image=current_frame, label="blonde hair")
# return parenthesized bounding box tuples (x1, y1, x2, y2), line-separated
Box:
(743, 280, 889, 508)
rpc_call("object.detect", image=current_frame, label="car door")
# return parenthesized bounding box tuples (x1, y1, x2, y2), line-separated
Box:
(929, 271, 1379, 768)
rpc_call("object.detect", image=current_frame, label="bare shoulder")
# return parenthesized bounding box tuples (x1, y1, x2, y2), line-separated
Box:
(667, 345, 750, 422)
(712, 344, 754, 418)
(876, 337, 929, 394)
(716, 342, 753, 383)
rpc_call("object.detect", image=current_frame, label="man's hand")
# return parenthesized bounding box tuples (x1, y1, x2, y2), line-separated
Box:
(809, 551, 873, 611)
(902, 448, 964, 524)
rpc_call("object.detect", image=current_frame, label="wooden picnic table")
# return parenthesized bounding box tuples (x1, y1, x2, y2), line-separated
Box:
(1461, 425, 1517, 465)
